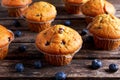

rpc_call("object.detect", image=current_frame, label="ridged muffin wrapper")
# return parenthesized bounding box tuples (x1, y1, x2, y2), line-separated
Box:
(25, 19, 54, 32)
(63, 0, 83, 14)
(93, 36, 120, 50)
(0, 30, 14, 59)
(1, 3, 29, 17)
(36, 45, 82, 66)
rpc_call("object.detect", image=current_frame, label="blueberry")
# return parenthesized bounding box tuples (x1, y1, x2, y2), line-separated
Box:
(64, 20, 71, 26)
(14, 31, 22, 37)
(109, 64, 119, 72)
(15, 63, 24, 72)
(13, 20, 21, 27)
(84, 36, 94, 43)
(34, 61, 42, 69)
(18, 45, 27, 52)
(80, 29, 88, 36)
(91, 59, 102, 69)
(55, 72, 67, 80)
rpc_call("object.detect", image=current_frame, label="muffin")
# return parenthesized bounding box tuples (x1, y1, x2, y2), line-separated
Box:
(0, 25, 14, 59)
(35, 24, 83, 66)
(88, 14, 120, 50)
(81, 0, 116, 23)
(63, 0, 88, 14)
(23, 1, 57, 32)
(1, 0, 32, 17)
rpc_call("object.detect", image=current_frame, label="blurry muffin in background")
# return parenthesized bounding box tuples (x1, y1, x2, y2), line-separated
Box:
(1, 0, 32, 17)
(23, 1, 57, 32)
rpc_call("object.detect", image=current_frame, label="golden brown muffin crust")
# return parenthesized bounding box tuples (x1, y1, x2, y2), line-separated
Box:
(1, 0, 32, 7)
(23, 1, 57, 22)
(36, 25, 82, 55)
(88, 14, 120, 39)
(81, 0, 115, 17)
(63, 0, 89, 4)
(0, 25, 13, 48)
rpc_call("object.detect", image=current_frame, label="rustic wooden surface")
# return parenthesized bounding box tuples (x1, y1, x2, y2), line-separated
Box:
(0, 0, 120, 80)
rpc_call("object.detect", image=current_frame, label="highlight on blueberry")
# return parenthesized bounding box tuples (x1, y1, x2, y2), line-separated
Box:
(15, 63, 24, 72)
(91, 59, 102, 69)
(80, 29, 88, 36)
(34, 61, 42, 69)
(18, 45, 27, 52)
(109, 63, 119, 72)
(55, 72, 67, 80)
(64, 20, 71, 26)
(14, 31, 22, 37)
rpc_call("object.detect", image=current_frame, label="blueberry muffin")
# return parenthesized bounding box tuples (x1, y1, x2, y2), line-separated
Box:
(23, 1, 57, 32)
(0, 25, 14, 59)
(1, 0, 32, 17)
(88, 14, 120, 50)
(81, 0, 116, 23)
(35, 24, 83, 66)
(63, 0, 88, 14)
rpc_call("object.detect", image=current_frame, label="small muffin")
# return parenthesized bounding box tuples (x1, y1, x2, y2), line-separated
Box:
(0, 25, 14, 59)
(63, 0, 88, 14)
(23, 1, 57, 32)
(81, 0, 116, 23)
(1, 0, 32, 17)
(88, 14, 120, 50)
(35, 24, 83, 66)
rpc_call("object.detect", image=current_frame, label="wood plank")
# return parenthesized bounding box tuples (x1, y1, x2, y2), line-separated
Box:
(0, 60, 119, 80)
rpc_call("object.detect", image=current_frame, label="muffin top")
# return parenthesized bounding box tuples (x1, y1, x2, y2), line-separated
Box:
(0, 25, 14, 48)
(23, 1, 57, 22)
(81, 0, 116, 17)
(36, 24, 82, 55)
(88, 14, 120, 39)
(1, 0, 32, 7)
(63, 0, 88, 4)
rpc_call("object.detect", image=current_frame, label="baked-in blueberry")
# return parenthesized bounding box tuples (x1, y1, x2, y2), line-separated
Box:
(13, 20, 21, 27)
(14, 31, 22, 37)
(91, 59, 102, 69)
(34, 61, 42, 69)
(55, 72, 67, 80)
(64, 20, 71, 26)
(15, 63, 24, 72)
(109, 64, 119, 72)
(18, 45, 27, 52)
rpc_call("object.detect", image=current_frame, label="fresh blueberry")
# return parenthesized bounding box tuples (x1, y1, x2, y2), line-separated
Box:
(13, 20, 21, 27)
(84, 36, 94, 43)
(15, 63, 24, 72)
(18, 45, 27, 52)
(109, 64, 119, 72)
(34, 61, 42, 69)
(14, 31, 22, 37)
(91, 59, 102, 69)
(55, 72, 67, 80)
(64, 20, 71, 26)
(80, 29, 88, 36)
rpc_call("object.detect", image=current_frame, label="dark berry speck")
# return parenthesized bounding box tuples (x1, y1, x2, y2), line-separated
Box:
(14, 31, 22, 37)
(64, 20, 71, 26)
(91, 59, 102, 69)
(13, 20, 21, 27)
(15, 63, 24, 72)
(34, 61, 42, 69)
(18, 45, 27, 52)
(55, 72, 67, 80)
(109, 64, 119, 72)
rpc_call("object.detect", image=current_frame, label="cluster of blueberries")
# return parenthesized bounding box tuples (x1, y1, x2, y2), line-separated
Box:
(12, 20, 119, 80)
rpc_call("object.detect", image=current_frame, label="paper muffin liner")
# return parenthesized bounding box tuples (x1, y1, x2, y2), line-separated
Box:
(25, 19, 54, 32)
(0, 30, 14, 59)
(93, 35, 120, 50)
(36, 45, 82, 66)
(1, 4, 29, 17)
(63, 1, 83, 14)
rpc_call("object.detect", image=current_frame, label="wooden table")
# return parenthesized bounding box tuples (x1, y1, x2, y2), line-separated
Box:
(0, 0, 120, 80)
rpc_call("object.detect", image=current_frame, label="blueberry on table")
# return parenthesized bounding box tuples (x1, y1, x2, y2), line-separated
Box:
(15, 63, 24, 72)
(64, 20, 71, 26)
(55, 72, 67, 80)
(18, 45, 27, 52)
(14, 31, 22, 37)
(84, 35, 94, 43)
(34, 61, 42, 69)
(12, 20, 21, 27)
(91, 59, 102, 69)
(80, 29, 88, 36)
(109, 64, 119, 72)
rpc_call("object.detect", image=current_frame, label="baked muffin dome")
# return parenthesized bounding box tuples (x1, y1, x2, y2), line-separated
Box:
(63, 0, 88, 4)
(1, 0, 32, 7)
(23, 1, 57, 22)
(36, 24, 83, 55)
